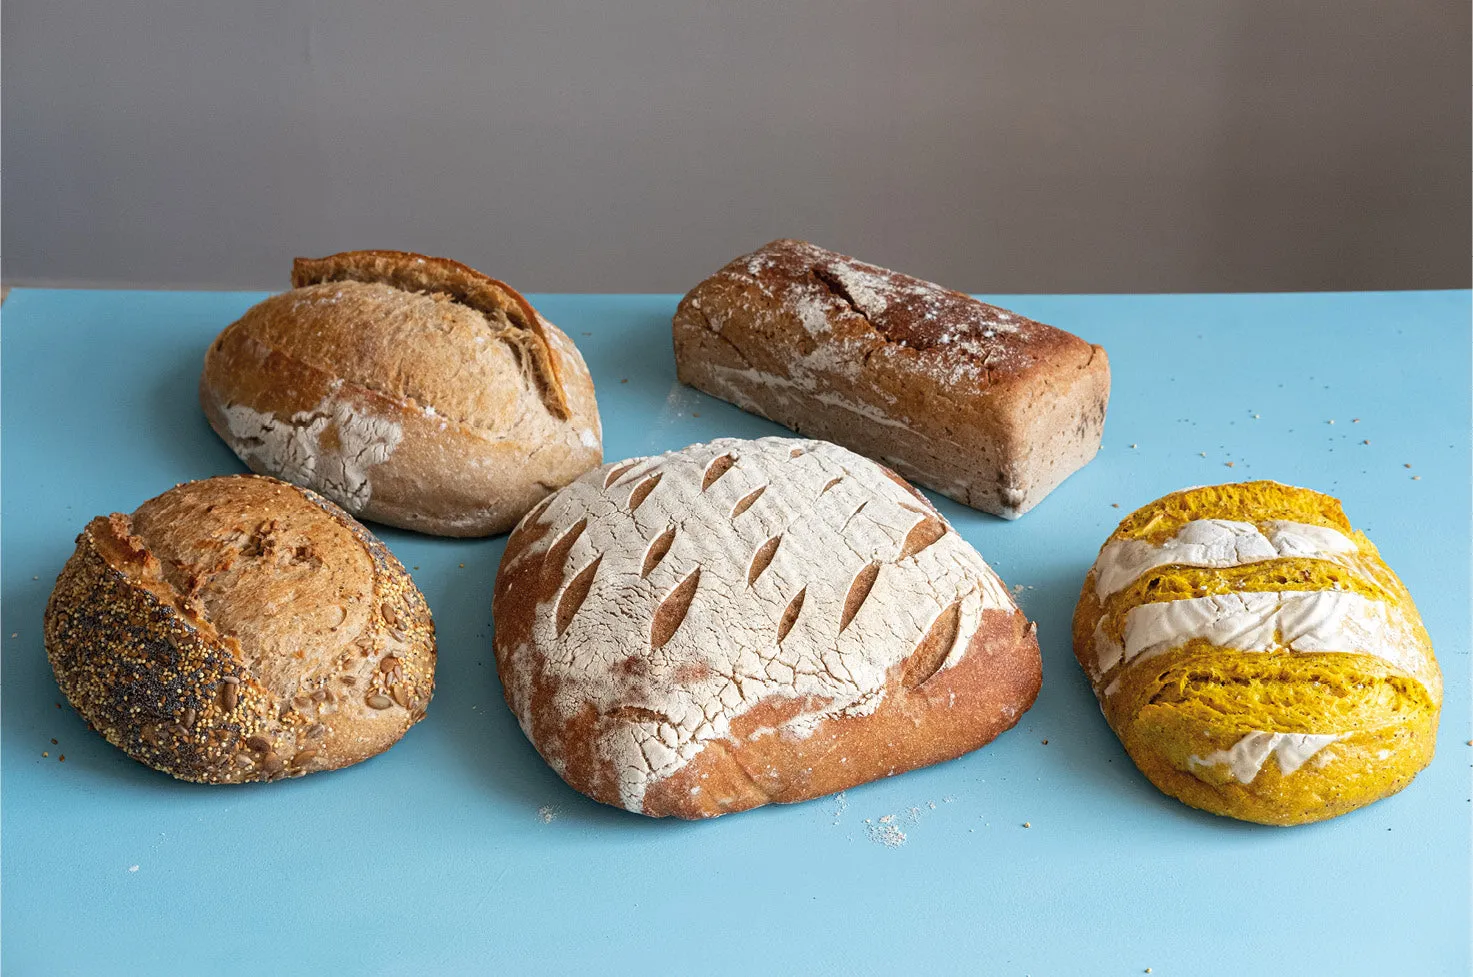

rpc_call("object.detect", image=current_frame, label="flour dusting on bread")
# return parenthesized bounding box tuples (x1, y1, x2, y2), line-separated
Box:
(495, 437, 1024, 814)
(223, 395, 403, 511)
(673, 239, 1110, 519)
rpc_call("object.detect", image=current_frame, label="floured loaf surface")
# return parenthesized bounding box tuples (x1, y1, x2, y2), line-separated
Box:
(1073, 481, 1441, 825)
(493, 436, 1041, 818)
(672, 239, 1109, 518)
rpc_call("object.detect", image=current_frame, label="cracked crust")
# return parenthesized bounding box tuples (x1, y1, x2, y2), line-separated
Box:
(43, 475, 436, 783)
(672, 239, 1110, 518)
(492, 437, 1042, 818)
(201, 250, 602, 537)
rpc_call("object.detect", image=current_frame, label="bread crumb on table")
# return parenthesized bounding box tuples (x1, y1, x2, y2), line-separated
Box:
(865, 820, 907, 848)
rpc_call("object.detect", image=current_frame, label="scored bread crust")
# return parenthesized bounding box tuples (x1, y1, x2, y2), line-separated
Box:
(672, 239, 1110, 519)
(43, 475, 435, 783)
(290, 249, 569, 418)
(201, 249, 602, 537)
(492, 436, 1041, 819)
(1071, 481, 1441, 825)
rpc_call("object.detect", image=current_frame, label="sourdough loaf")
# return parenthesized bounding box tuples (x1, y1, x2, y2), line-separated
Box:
(44, 475, 435, 783)
(672, 239, 1109, 519)
(201, 250, 602, 537)
(493, 436, 1041, 818)
(1073, 481, 1441, 825)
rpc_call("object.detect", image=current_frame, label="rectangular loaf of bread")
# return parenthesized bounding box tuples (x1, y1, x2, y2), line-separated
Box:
(671, 239, 1111, 518)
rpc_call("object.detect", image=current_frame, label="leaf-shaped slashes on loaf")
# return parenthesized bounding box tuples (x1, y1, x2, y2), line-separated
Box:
(731, 485, 766, 518)
(642, 527, 676, 578)
(899, 513, 947, 560)
(840, 563, 881, 632)
(651, 567, 701, 649)
(604, 459, 643, 488)
(901, 600, 961, 689)
(629, 473, 663, 512)
(540, 518, 587, 594)
(748, 535, 782, 586)
(702, 453, 736, 491)
(556, 556, 602, 636)
(777, 587, 807, 643)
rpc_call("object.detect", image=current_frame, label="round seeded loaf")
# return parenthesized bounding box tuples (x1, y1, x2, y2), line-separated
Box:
(200, 249, 603, 537)
(1073, 481, 1441, 825)
(44, 474, 436, 783)
(492, 436, 1042, 819)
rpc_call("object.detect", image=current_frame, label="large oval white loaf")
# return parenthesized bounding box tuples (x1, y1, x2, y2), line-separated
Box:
(492, 436, 1041, 818)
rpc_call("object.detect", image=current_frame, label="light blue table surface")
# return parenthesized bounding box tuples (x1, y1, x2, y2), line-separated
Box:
(2, 288, 1468, 976)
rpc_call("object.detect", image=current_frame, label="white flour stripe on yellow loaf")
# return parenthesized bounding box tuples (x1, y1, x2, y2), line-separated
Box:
(1093, 590, 1423, 679)
(1092, 519, 1359, 599)
(1187, 731, 1345, 783)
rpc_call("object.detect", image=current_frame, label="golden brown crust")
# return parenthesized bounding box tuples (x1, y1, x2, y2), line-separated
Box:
(642, 609, 1040, 818)
(672, 239, 1110, 518)
(200, 251, 602, 536)
(292, 249, 567, 418)
(43, 475, 435, 783)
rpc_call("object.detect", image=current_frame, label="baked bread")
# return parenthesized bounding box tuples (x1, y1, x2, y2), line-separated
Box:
(493, 436, 1041, 818)
(672, 239, 1110, 519)
(1073, 481, 1441, 825)
(44, 474, 435, 783)
(200, 249, 602, 537)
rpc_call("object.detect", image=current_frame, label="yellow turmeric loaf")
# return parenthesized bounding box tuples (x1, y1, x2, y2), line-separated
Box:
(1072, 481, 1440, 825)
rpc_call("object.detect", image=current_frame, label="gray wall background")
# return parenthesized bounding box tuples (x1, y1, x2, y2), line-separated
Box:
(4, 1, 1468, 294)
